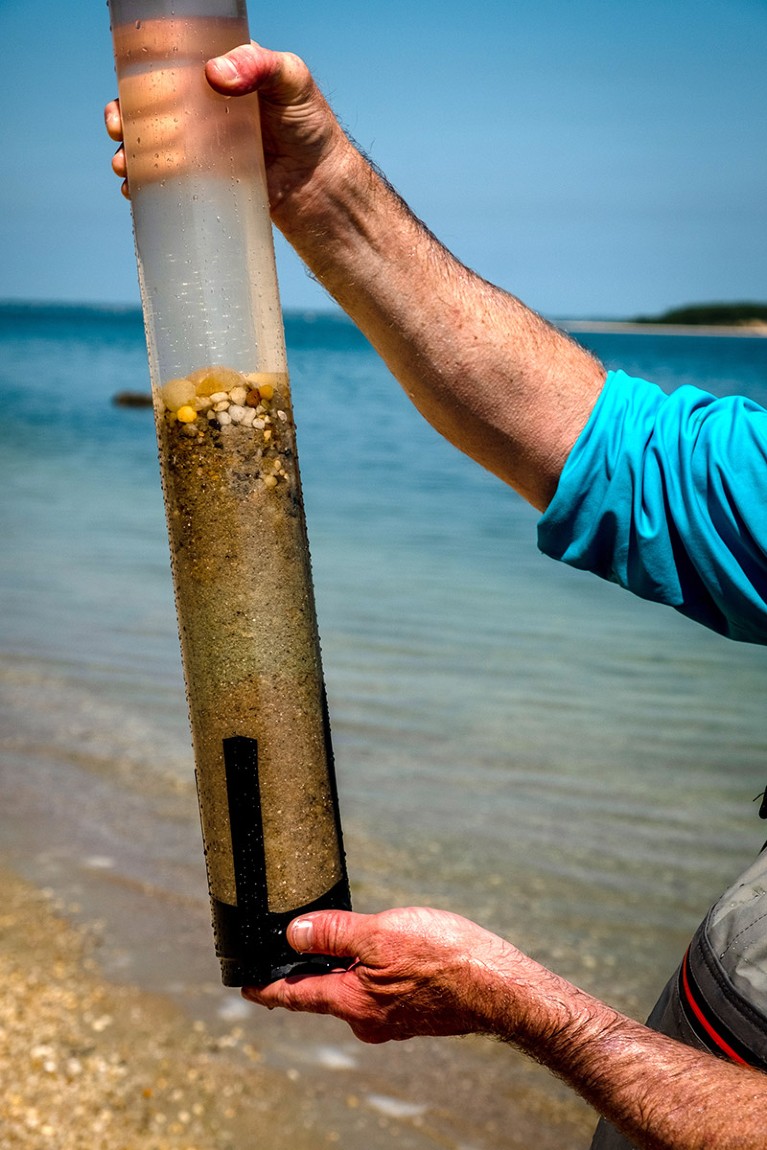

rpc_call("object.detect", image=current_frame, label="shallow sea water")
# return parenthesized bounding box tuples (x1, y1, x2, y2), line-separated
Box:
(2, 304, 767, 1148)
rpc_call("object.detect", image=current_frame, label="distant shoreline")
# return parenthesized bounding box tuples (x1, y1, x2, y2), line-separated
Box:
(2, 299, 766, 338)
(559, 319, 767, 338)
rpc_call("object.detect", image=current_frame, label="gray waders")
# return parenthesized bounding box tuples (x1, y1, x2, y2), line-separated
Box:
(591, 846, 767, 1149)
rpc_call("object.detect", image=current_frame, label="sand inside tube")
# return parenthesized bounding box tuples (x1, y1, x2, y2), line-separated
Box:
(157, 370, 343, 913)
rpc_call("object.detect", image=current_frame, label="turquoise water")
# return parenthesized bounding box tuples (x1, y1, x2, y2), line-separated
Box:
(2, 303, 767, 1148)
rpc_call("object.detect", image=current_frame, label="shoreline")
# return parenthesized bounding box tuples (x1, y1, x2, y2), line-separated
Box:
(0, 859, 595, 1149)
(2, 299, 766, 339)
(0, 672, 596, 1150)
(559, 319, 767, 337)
(0, 864, 326, 1150)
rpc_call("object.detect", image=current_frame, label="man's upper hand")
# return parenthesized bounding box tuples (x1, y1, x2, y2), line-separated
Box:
(105, 41, 349, 219)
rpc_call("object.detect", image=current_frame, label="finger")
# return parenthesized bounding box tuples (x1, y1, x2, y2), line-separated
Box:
(205, 40, 280, 95)
(205, 41, 312, 104)
(112, 147, 127, 179)
(243, 972, 393, 1045)
(243, 969, 351, 1015)
(110, 145, 130, 199)
(287, 909, 374, 961)
(104, 99, 123, 142)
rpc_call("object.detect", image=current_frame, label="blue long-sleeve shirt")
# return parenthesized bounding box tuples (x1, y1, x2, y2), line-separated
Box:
(537, 369, 767, 645)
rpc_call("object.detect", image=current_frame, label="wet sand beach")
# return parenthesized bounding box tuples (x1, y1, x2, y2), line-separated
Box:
(0, 864, 596, 1149)
(0, 866, 316, 1150)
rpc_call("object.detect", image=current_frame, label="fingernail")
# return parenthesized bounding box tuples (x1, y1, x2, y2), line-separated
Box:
(211, 55, 239, 82)
(290, 918, 314, 953)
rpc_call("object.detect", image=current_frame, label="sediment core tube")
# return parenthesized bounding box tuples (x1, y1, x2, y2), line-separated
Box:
(109, 0, 351, 985)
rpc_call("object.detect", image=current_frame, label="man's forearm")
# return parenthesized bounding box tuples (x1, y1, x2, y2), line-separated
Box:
(489, 952, 767, 1149)
(274, 141, 605, 510)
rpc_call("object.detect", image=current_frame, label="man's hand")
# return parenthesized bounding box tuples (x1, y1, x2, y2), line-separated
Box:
(205, 43, 350, 218)
(106, 41, 351, 219)
(243, 907, 520, 1044)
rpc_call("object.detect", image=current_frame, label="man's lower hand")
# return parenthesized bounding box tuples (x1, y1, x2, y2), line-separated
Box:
(242, 906, 518, 1044)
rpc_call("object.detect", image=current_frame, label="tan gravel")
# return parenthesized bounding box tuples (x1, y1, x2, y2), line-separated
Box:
(0, 868, 330, 1150)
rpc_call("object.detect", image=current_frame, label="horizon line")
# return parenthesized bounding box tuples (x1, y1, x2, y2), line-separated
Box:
(1, 298, 765, 338)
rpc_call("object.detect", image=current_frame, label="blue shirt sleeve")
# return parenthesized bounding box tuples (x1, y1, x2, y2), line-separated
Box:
(537, 369, 767, 644)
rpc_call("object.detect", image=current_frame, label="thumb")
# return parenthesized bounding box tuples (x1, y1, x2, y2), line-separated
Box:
(206, 42, 311, 103)
(288, 909, 371, 960)
(206, 41, 278, 95)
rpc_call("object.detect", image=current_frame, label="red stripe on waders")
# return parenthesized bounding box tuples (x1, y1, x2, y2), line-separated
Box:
(680, 948, 749, 1067)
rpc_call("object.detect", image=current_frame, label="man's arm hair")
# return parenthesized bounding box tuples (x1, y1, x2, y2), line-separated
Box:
(272, 125, 605, 510)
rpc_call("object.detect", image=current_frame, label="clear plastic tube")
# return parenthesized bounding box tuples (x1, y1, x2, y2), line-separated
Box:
(109, 0, 351, 985)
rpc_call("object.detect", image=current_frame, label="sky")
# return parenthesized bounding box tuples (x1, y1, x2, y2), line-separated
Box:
(0, 0, 765, 319)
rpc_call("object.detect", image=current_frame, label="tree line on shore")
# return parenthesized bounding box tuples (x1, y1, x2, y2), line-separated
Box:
(633, 302, 767, 326)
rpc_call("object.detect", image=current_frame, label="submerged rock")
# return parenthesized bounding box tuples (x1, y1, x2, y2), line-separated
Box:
(113, 391, 153, 408)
